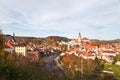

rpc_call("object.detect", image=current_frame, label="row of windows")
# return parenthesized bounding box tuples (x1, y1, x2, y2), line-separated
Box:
(16, 48, 24, 50)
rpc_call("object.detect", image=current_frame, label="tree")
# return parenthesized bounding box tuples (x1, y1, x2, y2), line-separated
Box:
(116, 54, 120, 61)
(61, 55, 103, 80)
(51, 41, 57, 47)
(112, 56, 117, 64)
(90, 41, 100, 46)
(0, 29, 4, 53)
(61, 44, 67, 53)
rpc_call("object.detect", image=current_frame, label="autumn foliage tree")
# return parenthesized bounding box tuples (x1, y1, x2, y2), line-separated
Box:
(51, 41, 58, 47)
(62, 56, 73, 67)
(61, 55, 103, 80)
(90, 41, 100, 47)
(61, 44, 67, 53)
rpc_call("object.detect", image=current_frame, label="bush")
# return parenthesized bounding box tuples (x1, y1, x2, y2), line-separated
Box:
(112, 57, 117, 64)
(0, 52, 49, 80)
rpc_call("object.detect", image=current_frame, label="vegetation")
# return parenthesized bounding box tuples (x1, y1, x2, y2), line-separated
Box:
(116, 54, 120, 61)
(60, 55, 104, 80)
(5, 35, 70, 45)
(90, 41, 100, 46)
(2, 29, 120, 80)
(0, 31, 49, 80)
(61, 44, 68, 53)
(60, 55, 119, 80)
(104, 64, 120, 77)
(0, 30, 4, 52)
(112, 56, 117, 64)
(0, 51, 51, 80)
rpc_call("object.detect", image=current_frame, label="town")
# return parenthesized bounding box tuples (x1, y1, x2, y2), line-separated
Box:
(1, 32, 120, 80)
(0, 0, 120, 79)
(4, 33, 120, 64)
(60, 33, 120, 63)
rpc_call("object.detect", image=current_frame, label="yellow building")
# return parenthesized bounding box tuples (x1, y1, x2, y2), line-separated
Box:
(15, 46, 27, 56)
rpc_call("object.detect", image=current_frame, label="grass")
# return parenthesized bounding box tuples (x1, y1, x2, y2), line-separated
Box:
(104, 64, 120, 77)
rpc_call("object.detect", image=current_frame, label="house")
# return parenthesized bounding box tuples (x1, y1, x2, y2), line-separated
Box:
(59, 33, 120, 63)
(15, 44, 27, 56)
(81, 37, 89, 43)
(4, 39, 14, 53)
(27, 50, 39, 61)
(70, 33, 82, 46)
(5, 39, 14, 48)
(83, 53, 96, 60)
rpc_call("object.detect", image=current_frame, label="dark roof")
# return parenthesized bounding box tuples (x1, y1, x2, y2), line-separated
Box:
(15, 43, 26, 47)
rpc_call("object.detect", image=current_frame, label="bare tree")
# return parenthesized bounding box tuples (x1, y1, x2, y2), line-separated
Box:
(0, 29, 4, 52)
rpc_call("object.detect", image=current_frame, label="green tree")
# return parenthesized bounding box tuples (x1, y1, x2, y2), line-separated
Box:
(116, 54, 120, 61)
(112, 56, 117, 64)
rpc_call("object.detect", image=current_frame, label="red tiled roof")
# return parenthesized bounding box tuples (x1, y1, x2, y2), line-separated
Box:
(72, 39, 79, 43)
(102, 50, 115, 53)
(84, 53, 95, 57)
(4, 40, 13, 48)
(65, 50, 71, 53)
(81, 37, 89, 40)
(97, 53, 103, 57)
(85, 45, 97, 50)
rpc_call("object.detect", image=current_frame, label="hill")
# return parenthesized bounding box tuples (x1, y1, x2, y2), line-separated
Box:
(46, 36, 70, 42)
(4, 34, 120, 45)
(4, 35, 70, 44)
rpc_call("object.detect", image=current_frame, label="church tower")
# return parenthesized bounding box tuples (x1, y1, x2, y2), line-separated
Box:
(12, 32, 16, 42)
(13, 32, 15, 37)
(78, 32, 81, 43)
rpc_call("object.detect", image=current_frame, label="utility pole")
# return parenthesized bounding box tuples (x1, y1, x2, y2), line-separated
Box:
(80, 49, 83, 80)
(12, 32, 16, 54)
(79, 32, 83, 80)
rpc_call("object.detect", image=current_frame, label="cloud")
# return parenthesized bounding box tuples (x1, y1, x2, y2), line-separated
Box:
(0, 0, 120, 40)
(88, 25, 105, 30)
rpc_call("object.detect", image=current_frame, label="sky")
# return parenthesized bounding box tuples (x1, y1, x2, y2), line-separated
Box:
(0, 0, 120, 40)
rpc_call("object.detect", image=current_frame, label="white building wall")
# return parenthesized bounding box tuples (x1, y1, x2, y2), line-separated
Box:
(102, 52, 116, 56)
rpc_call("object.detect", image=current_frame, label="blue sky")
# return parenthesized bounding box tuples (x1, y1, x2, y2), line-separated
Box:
(0, 0, 120, 40)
